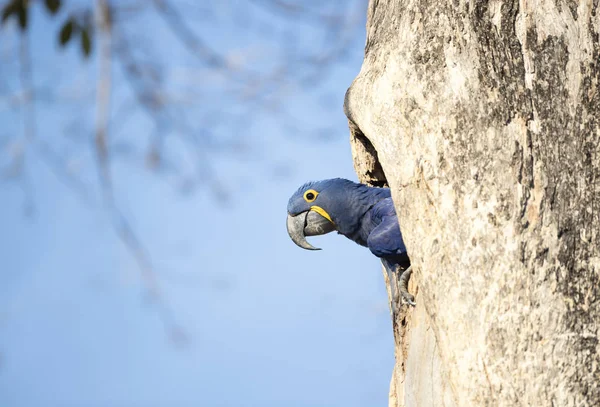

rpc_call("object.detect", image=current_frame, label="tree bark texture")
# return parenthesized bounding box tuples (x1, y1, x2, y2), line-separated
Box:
(345, 0, 600, 406)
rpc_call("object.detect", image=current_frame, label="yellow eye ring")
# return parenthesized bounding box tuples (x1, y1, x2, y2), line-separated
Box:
(303, 189, 318, 203)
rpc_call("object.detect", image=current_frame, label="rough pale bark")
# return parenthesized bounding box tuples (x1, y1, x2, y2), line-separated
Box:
(346, 0, 600, 406)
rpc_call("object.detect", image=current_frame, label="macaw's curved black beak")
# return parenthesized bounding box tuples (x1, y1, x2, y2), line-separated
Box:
(286, 210, 335, 250)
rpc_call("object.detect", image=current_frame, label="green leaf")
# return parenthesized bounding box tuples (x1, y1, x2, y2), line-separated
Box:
(16, 2, 27, 30)
(44, 0, 61, 15)
(59, 18, 73, 46)
(1, 3, 18, 26)
(81, 27, 92, 57)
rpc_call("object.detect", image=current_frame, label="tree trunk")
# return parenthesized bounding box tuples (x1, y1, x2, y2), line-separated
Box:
(345, 0, 600, 406)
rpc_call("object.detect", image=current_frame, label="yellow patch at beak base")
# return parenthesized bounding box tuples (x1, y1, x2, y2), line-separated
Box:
(310, 206, 334, 225)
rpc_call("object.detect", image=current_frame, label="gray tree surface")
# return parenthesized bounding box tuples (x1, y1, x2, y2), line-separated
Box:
(345, 0, 600, 405)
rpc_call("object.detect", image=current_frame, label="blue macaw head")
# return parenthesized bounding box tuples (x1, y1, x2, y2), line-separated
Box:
(286, 178, 381, 250)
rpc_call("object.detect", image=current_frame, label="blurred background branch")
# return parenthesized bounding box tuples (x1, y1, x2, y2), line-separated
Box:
(0, 0, 367, 342)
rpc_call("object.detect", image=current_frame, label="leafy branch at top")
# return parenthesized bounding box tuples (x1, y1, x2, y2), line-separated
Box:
(2, 0, 94, 57)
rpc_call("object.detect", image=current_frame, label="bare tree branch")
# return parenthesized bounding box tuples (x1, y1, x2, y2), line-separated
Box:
(94, 0, 114, 200)
(36, 141, 94, 204)
(16, 26, 35, 215)
(248, 0, 346, 26)
(94, 0, 188, 344)
(152, 0, 240, 73)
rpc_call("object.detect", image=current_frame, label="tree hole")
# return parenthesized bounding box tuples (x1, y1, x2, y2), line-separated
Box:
(348, 120, 388, 188)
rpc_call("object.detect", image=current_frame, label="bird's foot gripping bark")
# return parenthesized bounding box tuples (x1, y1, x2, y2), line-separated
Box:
(398, 265, 415, 306)
(388, 264, 415, 322)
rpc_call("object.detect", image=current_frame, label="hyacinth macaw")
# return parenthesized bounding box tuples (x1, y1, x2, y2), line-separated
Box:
(286, 178, 415, 313)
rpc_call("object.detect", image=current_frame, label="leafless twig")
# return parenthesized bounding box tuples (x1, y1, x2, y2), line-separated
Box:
(15, 27, 35, 215)
(94, 0, 188, 344)
(153, 0, 242, 74)
(94, 0, 114, 200)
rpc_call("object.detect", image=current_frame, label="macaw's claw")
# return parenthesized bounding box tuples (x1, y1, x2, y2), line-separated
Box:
(399, 266, 415, 307)
(403, 296, 416, 307)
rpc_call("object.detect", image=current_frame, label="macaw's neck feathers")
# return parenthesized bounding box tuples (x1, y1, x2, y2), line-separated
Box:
(321, 180, 391, 239)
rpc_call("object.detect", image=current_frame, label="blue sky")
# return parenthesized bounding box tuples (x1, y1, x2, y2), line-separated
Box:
(0, 2, 395, 406)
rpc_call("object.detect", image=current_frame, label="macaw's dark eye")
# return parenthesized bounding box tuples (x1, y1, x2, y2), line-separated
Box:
(303, 189, 318, 202)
